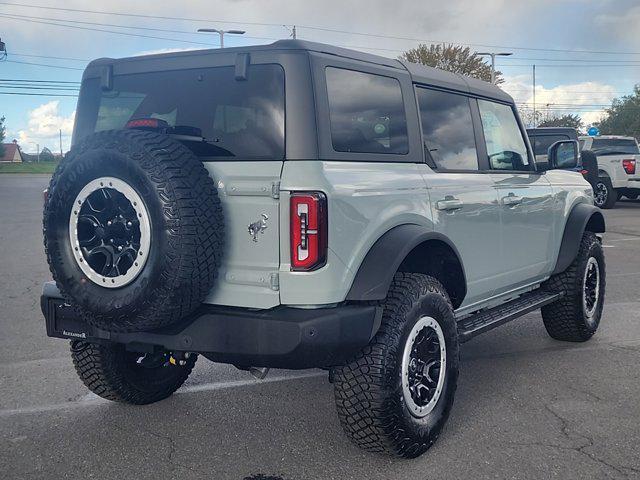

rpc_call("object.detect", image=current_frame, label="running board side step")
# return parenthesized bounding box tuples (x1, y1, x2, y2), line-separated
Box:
(457, 290, 563, 343)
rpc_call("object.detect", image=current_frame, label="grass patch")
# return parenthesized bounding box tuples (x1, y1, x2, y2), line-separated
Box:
(0, 162, 59, 174)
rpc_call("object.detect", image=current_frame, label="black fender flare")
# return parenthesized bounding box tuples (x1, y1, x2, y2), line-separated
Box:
(346, 224, 467, 301)
(552, 203, 605, 275)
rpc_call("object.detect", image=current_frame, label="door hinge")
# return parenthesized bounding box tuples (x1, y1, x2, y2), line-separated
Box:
(271, 181, 280, 199)
(270, 272, 280, 291)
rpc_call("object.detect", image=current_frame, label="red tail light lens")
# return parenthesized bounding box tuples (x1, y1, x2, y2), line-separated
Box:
(125, 118, 168, 130)
(290, 192, 327, 271)
(623, 159, 636, 175)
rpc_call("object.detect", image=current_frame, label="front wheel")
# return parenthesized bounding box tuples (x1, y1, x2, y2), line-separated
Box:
(542, 231, 605, 342)
(593, 178, 618, 209)
(71, 341, 196, 405)
(332, 273, 459, 458)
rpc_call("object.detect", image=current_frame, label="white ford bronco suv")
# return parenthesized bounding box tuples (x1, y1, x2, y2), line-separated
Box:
(41, 40, 606, 458)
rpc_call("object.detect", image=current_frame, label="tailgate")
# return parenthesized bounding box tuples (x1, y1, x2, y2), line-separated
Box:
(203, 161, 283, 309)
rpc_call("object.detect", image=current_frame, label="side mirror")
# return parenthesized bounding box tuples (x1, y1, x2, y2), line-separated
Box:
(548, 140, 579, 170)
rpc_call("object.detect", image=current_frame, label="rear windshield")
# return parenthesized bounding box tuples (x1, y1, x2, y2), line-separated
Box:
(591, 138, 639, 156)
(74, 64, 285, 160)
(530, 135, 570, 156)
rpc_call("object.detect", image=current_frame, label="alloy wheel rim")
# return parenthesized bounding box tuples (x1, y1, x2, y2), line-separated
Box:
(401, 316, 447, 418)
(594, 182, 608, 207)
(68, 177, 151, 288)
(583, 257, 600, 323)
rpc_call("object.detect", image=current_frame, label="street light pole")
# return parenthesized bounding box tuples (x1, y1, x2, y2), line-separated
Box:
(476, 51, 513, 84)
(197, 28, 246, 48)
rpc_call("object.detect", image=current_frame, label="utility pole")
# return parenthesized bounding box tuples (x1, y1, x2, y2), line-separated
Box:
(59, 129, 63, 157)
(533, 64, 536, 127)
(291, 25, 297, 39)
(196, 28, 245, 48)
(476, 51, 512, 84)
(37, 143, 39, 163)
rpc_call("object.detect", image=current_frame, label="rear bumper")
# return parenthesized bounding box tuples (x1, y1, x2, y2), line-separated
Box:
(41, 282, 382, 369)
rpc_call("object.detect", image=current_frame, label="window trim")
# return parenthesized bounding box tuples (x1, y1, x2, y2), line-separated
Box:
(310, 52, 423, 164)
(414, 84, 484, 173)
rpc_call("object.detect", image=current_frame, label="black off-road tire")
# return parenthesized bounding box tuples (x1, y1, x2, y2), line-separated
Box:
(593, 177, 618, 209)
(332, 273, 459, 458)
(542, 231, 605, 342)
(71, 341, 196, 405)
(44, 130, 223, 332)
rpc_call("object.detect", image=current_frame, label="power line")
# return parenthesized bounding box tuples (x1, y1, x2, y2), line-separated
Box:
(8, 52, 90, 62)
(0, 12, 277, 42)
(0, 77, 80, 83)
(0, 91, 78, 96)
(4, 59, 84, 70)
(2, 1, 640, 56)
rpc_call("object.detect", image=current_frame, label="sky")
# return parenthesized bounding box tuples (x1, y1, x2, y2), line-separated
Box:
(1, 0, 639, 154)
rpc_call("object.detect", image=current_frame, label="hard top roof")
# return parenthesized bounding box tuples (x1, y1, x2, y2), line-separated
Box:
(86, 39, 513, 104)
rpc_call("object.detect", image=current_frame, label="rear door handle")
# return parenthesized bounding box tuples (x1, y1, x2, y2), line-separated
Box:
(502, 193, 523, 206)
(436, 197, 464, 211)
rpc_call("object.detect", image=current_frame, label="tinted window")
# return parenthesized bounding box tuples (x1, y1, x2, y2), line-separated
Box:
(416, 88, 478, 171)
(326, 67, 408, 154)
(478, 100, 531, 171)
(75, 65, 285, 160)
(591, 138, 640, 156)
(531, 135, 569, 156)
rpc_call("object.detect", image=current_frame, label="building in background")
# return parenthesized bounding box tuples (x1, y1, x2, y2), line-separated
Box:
(0, 140, 23, 163)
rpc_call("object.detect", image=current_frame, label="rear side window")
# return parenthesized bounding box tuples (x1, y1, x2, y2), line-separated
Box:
(325, 67, 408, 154)
(591, 138, 640, 156)
(416, 87, 478, 171)
(478, 100, 531, 171)
(531, 135, 569, 156)
(75, 64, 285, 160)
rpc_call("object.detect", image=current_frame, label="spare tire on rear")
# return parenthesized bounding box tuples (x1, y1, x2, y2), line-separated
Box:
(44, 129, 224, 332)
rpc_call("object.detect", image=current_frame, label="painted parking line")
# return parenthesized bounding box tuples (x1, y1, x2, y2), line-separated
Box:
(0, 371, 325, 418)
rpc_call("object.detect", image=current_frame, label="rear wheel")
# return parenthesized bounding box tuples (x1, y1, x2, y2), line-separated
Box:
(542, 231, 605, 342)
(593, 177, 617, 209)
(332, 273, 459, 458)
(71, 341, 196, 405)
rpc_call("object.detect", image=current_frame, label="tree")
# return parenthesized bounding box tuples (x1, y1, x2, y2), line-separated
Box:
(596, 85, 640, 140)
(40, 146, 55, 162)
(400, 44, 502, 84)
(537, 113, 583, 130)
(0, 116, 5, 158)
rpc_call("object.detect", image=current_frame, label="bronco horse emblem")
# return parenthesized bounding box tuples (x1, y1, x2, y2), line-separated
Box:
(248, 214, 269, 242)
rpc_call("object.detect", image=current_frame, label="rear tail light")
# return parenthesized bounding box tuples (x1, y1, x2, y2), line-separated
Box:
(290, 192, 327, 271)
(623, 159, 636, 175)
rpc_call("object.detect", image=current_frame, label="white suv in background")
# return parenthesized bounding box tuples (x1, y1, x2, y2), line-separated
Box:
(580, 135, 640, 208)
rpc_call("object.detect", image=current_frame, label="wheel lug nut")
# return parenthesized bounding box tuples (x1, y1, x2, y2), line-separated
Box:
(127, 221, 132, 227)
(117, 246, 123, 251)
(107, 221, 112, 226)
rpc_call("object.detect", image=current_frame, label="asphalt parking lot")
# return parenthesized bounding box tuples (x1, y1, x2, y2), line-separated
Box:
(1, 174, 639, 480)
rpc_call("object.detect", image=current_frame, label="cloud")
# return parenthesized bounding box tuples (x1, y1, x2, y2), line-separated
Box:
(17, 101, 75, 154)
(501, 75, 617, 128)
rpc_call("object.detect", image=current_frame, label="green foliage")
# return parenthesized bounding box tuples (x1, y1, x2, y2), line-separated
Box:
(0, 116, 5, 158)
(538, 114, 583, 129)
(596, 85, 640, 140)
(400, 44, 502, 84)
